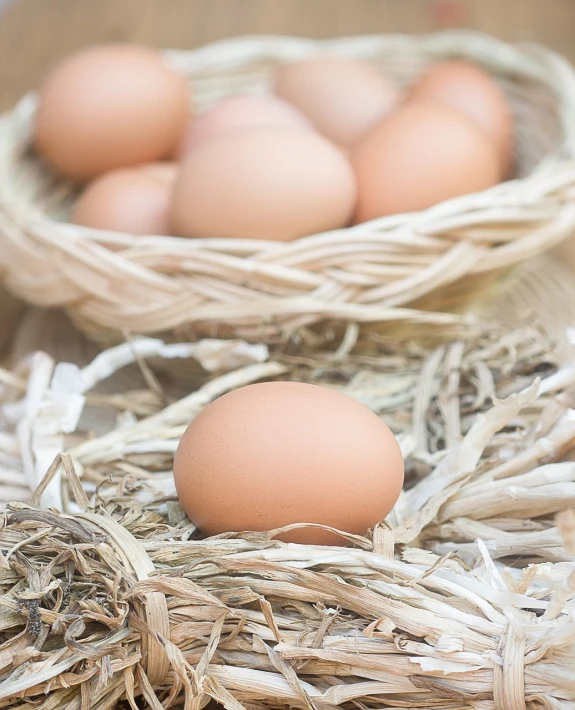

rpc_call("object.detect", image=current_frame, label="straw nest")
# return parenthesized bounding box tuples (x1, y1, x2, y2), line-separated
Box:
(2, 31, 575, 344)
(1, 318, 575, 560)
(0, 485, 573, 710)
(0, 318, 574, 707)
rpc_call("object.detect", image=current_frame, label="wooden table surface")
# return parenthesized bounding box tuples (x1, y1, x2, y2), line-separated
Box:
(0, 0, 574, 111)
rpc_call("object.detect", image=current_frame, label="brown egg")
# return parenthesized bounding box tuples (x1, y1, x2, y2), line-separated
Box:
(274, 57, 399, 148)
(72, 164, 176, 235)
(171, 126, 357, 241)
(35, 45, 190, 180)
(173, 382, 404, 545)
(178, 94, 313, 158)
(408, 61, 514, 177)
(352, 101, 500, 222)
(138, 161, 179, 184)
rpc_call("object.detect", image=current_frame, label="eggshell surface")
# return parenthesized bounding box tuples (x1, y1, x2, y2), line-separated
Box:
(275, 57, 399, 147)
(173, 381, 404, 545)
(178, 94, 313, 157)
(72, 164, 176, 235)
(35, 45, 190, 179)
(408, 61, 514, 176)
(352, 101, 500, 222)
(138, 161, 179, 184)
(171, 126, 357, 241)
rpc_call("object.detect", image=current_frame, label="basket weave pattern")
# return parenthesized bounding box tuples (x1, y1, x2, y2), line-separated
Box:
(1, 32, 575, 341)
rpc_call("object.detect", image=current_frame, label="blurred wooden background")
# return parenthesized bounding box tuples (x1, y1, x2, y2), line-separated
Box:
(0, 0, 574, 110)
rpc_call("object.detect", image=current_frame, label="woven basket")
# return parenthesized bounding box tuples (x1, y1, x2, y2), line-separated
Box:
(1, 31, 575, 344)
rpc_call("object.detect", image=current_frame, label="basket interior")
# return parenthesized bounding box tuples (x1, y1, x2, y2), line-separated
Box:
(3, 35, 568, 226)
(185, 46, 566, 180)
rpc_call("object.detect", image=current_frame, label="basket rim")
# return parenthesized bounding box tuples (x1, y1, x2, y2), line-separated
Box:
(164, 29, 575, 78)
